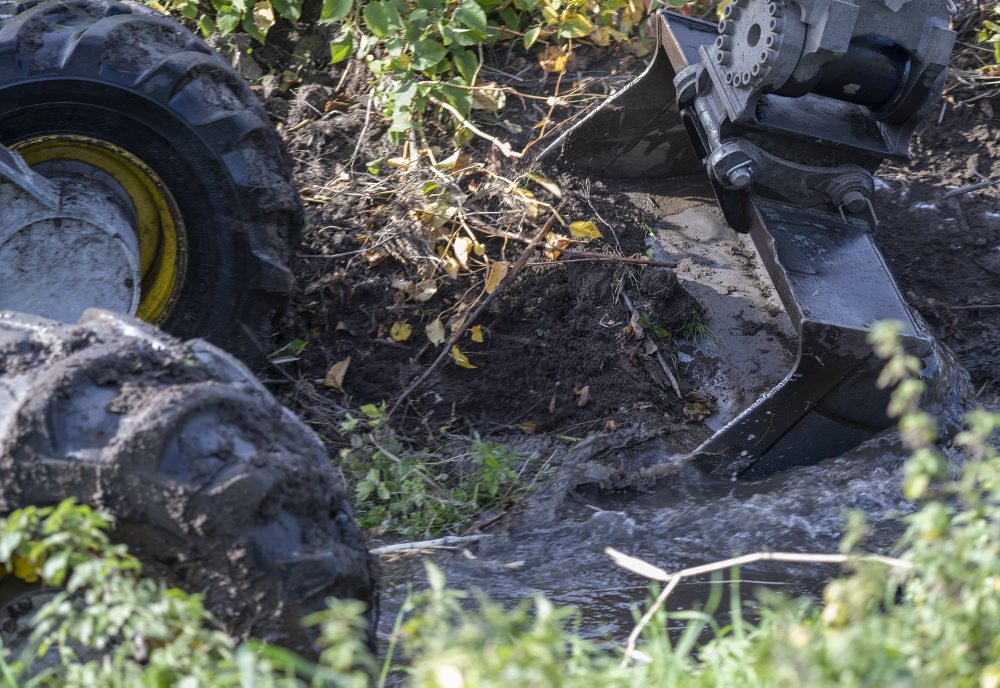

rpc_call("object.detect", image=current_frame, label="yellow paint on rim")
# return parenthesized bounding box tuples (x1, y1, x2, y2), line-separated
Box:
(12, 135, 187, 325)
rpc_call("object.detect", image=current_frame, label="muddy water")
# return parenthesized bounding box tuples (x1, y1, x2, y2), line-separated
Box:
(376, 408, 996, 644)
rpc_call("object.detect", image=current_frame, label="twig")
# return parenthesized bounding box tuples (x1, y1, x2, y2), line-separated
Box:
(469, 223, 675, 268)
(428, 96, 522, 159)
(347, 98, 373, 176)
(622, 292, 682, 398)
(606, 547, 914, 667)
(949, 303, 1000, 310)
(943, 177, 1000, 197)
(371, 534, 490, 555)
(388, 209, 562, 417)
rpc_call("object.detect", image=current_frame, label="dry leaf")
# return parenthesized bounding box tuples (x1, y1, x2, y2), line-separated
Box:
(683, 402, 713, 421)
(390, 322, 412, 342)
(485, 260, 509, 293)
(425, 318, 446, 345)
(324, 356, 350, 391)
(538, 44, 570, 73)
(544, 233, 570, 260)
(413, 281, 438, 302)
(450, 346, 477, 369)
(605, 547, 670, 582)
(513, 187, 539, 221)
(453, 236, 472, 268)
(575, 385, 591, 407)
(252, 0, 275, 34)
(569, 220, 603, 239)
(470, 82, 507, 111)
(518, 421, 538, 434)
(471, 325, 484, 343)
(524, 172, 562, 199)
(443, 256, 461, 279)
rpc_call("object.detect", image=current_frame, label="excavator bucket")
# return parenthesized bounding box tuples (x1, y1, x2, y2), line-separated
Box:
(540, 8, 965, 477)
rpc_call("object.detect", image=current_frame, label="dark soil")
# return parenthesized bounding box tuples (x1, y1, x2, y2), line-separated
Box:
(876, 93, 1000, 404)
(241, 28, 999, 441)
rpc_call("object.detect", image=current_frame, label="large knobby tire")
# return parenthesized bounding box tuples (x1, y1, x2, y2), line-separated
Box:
(0, 309, 377, 655)
(0, 0, 301, 363)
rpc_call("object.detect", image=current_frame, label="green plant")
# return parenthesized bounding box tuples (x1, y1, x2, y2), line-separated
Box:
(678, 309, 715, 344)
(977, 5, 1000, 67)
(338, 403, 529, 535)
(0, 500, 373, 686)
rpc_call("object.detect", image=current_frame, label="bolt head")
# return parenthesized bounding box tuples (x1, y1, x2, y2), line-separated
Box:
(728, 167, 753, 188)
(842, 190, 867, 213)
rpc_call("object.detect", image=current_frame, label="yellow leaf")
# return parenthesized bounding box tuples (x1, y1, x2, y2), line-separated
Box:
(453, 236, 472, 268)
(569, 220, 603, 239)
(12, 555, 38, 583)
(425, 318, 446, 345)
(470, 82, 507, 111)
(471, 325, 484, 343)
(252, 0, 275, 34)
(518, 421, 539, 434)
(485, 260, 509, 293)
(390, 322, 412, 342)
(324, 356, 351, 391)
(538, 45, 570, 73)
(524, 172, 563, 199)
(450, 346, 477, 369)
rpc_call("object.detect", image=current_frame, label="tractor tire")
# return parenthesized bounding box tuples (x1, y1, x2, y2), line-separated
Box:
(0, 0, 301, 363)
(0, 309, 377, 655)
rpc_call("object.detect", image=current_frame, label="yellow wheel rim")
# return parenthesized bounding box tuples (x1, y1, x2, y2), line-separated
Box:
(12, 135, 187, 325)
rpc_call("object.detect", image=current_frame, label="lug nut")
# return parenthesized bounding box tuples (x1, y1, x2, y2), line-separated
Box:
(723, 4, 741, 19)
(719, 19, 736, 34)
(768, 17, 784, 32)
(767, 2, 783, 16)
(716, 35, 732, 50)
(716, 50, 731, 66)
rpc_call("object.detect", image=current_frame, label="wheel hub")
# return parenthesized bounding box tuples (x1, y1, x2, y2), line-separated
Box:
(0, 136, 185, 325)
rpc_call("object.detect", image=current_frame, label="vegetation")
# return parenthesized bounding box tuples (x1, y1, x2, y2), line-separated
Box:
(338, 403, 535, 535)
(1, 321, 997, 686)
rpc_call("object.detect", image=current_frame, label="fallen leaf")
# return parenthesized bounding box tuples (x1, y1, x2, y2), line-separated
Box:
(390, 322, 412, 342)
(574, 385, 591, 407)
(450, 346, 477, 369)
(443, 256, 461, 279)
(413, 281, 438, 302)
(518, 421, 539, 434)
(425, 318, 446, 345)
(569, 220, 603, 239)
(324, 356, 351, 390)
(544, 233, 570, 260)
(513, 187, 539, 221)
(683, 402, 713, 422)
(453, 236, 472, 268)
(485, 260, 509, 293)
(524, 172, 562, 199)
(251, 0, 275, 34)
(470, 325, 484, 343)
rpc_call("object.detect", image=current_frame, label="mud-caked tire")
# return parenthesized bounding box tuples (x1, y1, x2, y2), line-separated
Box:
(0, 0, 301, 363)
(0, 309, 377, 655)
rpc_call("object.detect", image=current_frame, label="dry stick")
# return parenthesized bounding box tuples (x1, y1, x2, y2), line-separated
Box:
(388, 211, 561, 418)
(470, 223, 675, 268)
(428, 96, 523, 159)
(371, 534, 490, 556)
(622, 292, 682, 399)
(606, 547, 913, 667)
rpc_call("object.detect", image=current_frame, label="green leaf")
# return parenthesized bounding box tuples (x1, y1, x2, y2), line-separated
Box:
(411, 39, 448, 71)
(216, 8, 241, 34)
(271, 0, 302, 21)
(363, 1, 402, 36)
(320, 0, 352, 23)
(523, 24, 541, 49)
(454, 0, 487, 31)
(330, 29, 354, 63)
(452, 48, 478, 84)
(559, 13, 592, 38)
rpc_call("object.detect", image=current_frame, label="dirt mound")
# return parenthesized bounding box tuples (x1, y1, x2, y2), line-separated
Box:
(876, 92, 1000, 403)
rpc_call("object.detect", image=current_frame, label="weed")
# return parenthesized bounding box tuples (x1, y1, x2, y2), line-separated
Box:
(678, 309, 716, 344)
(338, 403, 529, 535)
